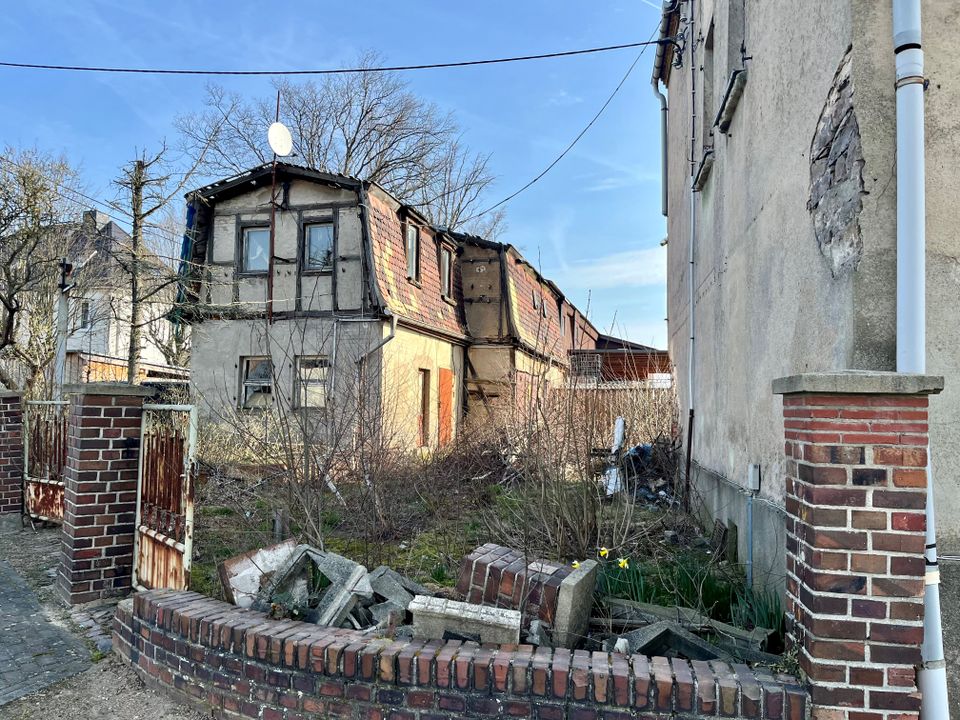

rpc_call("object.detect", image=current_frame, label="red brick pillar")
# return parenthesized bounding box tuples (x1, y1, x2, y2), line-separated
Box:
(59, 383, 153, 605)
(0, 391, 24, 516)
(774, 372, 942, 720)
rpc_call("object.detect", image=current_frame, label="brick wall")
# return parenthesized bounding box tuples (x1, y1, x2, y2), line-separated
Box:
(775, 372, 941, 720)
(59, 383, 153, 605)
(115, 590, 807, 720)
(0, 392, 23, 515)
(456, 544, 571, 626)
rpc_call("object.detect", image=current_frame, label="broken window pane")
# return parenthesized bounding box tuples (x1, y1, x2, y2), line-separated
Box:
(241, 356, 273, 408)
(297, 355, 329, 408)
(440, 247, 452, 297)
(305, 223, 333, 271)
(405, 224, 420, 281)
(243, 228, 270, 273)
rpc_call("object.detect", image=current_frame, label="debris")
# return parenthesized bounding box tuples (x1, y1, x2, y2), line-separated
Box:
(603, 417, 626, 496)
(619, 620, 734, 662)
(526, 619, 552, 647)
(613, 637, 630, 655)
(217, 539, 298, 608)
(409, 595, 521, 644)
(553, 558, 598, 649)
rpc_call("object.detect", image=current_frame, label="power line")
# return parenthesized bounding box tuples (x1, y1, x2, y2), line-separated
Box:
(464, 28, 659, 223)
(0, 41, 662, 77)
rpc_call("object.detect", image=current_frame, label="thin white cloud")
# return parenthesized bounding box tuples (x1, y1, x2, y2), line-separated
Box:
(548, 246, 666, 290)
(547, 89, 584, 107)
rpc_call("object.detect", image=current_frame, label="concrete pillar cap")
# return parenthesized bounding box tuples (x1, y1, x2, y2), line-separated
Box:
(63, 382, 155, 397)
(773, 370, 943, 396)
(0, 390, 22, 399)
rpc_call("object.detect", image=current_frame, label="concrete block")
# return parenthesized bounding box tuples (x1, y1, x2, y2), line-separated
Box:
(621, 620, 733, 662)
(552, 559, 597, 648)
(409, 595, 521, 644)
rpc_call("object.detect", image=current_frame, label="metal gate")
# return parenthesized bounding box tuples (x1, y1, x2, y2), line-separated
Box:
(23, 399, 69, 523)
(132, 403, 197, 591)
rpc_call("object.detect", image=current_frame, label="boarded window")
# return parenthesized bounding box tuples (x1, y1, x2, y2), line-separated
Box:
(78, 300, 90, 329)
(242, 227, 270, 273)
(417, 368, 430, 447)
(405, 224, 420, 281)
(240, 357, 273, 408)
(440, 247, 453, 297)
(296, 355, 329, 408)
(438, 367, 453, 446)
(305, 223, 334, 271)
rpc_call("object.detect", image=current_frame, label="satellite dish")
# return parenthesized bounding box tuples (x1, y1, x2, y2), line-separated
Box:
(268, 122, 293, 157)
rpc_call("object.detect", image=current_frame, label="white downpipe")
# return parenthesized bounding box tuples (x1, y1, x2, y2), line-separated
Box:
(891, 1, 949, 717)
(688, 0, 697, 429)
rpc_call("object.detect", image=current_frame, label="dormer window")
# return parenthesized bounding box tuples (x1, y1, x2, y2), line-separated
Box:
(440, 247, 453, 298)
(405, 224, 421, 282)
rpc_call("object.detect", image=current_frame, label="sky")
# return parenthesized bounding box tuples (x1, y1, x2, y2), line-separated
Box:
(0, 1, 668, 348)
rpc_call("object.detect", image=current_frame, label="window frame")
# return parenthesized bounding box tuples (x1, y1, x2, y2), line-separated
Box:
(78, 299, 91, 330)
(239, 356, 274, 409)
(405, 223, 421, 283)
(417, 368, 431, 447)
(440, 246, 453, 298)
(302, 220, 335, 274)
(239, 225, 271, 275)
(295, 354, 330, 410)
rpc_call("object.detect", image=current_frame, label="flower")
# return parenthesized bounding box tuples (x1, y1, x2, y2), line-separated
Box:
(572, 561, 581, 570)
(599, 547, 610, 558)
(618, 557, 630, 569)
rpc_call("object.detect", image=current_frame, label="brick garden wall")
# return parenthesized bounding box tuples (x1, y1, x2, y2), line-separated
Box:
(0, 392, 23, 515)
(115, 590, 807, 720)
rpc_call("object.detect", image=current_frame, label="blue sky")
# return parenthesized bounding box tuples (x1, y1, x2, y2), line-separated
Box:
(0, 1, 668, 348)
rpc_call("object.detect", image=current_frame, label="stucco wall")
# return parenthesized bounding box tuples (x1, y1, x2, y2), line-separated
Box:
(380, 324, 465, 449)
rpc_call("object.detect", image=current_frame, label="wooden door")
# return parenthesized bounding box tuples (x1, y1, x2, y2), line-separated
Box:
(438, 368, 454, 446)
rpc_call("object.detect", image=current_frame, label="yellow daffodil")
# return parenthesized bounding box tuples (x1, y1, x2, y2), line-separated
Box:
(572, 560, 581, 570)
(618, 557, 630, 570)
(599, 547, 610, 558)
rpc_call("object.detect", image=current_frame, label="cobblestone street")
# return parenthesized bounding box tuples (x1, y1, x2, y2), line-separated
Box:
(0, 560, 89, 706)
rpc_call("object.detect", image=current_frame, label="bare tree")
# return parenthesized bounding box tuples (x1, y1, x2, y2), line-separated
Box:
(176, 52, 501, 236)
(0, 149, 78, 391)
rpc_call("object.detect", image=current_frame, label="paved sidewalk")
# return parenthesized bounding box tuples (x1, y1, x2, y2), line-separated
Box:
(0, 561, 89, 706)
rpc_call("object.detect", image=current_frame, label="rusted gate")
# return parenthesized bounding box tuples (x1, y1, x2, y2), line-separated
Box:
(23, 399, 69, 523)
(132, 403, 197, 591)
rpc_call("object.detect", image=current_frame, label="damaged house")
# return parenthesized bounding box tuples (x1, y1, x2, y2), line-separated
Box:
(179, 163, 608, 448)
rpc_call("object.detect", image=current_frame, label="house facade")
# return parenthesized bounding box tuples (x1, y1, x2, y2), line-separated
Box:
(181, 164, 602, 449)
(655, 0, 960, 649)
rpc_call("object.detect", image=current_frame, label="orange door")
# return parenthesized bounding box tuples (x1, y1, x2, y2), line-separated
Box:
(438, 368, 454, 446)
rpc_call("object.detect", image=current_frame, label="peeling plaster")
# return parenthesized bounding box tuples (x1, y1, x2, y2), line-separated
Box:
(808, 47, 865, 278)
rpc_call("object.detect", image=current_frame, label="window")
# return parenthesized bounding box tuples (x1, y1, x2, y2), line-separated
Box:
(305, 223, 334, 272)
(405, 224, 420, 281)
(440, 247, 453, 298)
(559, 311, 565, 336)
(78, 300, 90, 329)
(240, 357, 273, 408)
(242, 227, 270, 273)
(541, 296, 548, 319)
(532, 291, 540, 311)
(417, 369, 430, 447)
(296, 355, 329, 408)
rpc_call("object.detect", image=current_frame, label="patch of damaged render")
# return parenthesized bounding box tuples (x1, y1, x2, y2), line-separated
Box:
(807, 46, 865, 278)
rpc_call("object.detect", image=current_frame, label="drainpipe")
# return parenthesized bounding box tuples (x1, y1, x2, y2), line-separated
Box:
(652, 78, 668, 217)
(683, 0, 697, 511)
(891, 1, 949, 716)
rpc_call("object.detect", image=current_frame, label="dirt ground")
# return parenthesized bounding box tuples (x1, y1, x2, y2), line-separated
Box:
(0, 523, 204, 720)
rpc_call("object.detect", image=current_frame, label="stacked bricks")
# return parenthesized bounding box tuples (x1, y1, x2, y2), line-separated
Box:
(115, 589, 808, 720)
(456, 544, 571, 626)
(59, 383, 153, 605)
(774, 372, 941, 720)
(0, 391, 24, 515)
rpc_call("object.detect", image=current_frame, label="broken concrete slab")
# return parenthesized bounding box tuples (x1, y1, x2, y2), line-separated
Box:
(217, 539, 297, 608)
(620, 621, 734, 662)
(409, 595, 521, 644)
(552, 559, 598, 648)
(368, 566, 415, 608)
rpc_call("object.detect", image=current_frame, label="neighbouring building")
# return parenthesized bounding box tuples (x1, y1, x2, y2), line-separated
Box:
(655, 0, 960, 700)
(179, 163, 611, 449)
(65, 210, 187, 384)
